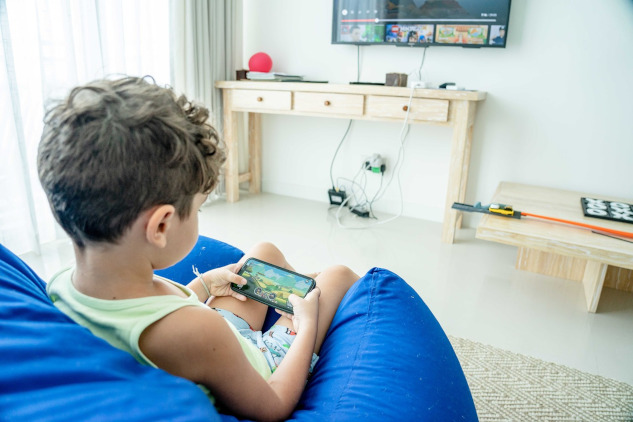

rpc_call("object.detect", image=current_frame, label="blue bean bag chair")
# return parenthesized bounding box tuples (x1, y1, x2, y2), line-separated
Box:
(0, 236, 477, 421)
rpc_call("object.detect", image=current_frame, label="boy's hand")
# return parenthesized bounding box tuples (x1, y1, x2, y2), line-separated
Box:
(201, 263, 247, 301)
(276, 287, 320, 334)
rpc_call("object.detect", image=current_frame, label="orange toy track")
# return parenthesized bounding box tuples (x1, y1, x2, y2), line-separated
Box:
(520, 212, 633, 239)
(451, 202, 633, 240)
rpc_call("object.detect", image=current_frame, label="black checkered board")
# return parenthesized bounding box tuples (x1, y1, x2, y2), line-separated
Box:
(581, 197, 633, 224)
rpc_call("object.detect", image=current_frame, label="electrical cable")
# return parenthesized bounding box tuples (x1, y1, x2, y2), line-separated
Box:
(332, 45, 427, 229)
(338, 164, 365, 203)
(416, 46, 428, 81)
(329, 120, 353, 189)
(328, 45, 361, 189)
(356, 45, 361, 82)
(336, 162, 372, 215)
(372, 87, 414, 203)
(334, 85, 416, 229)
(368, 172, 384, 218)
(365, 48, 430, 218)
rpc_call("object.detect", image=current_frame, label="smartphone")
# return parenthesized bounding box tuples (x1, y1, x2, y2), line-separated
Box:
(232, 257, 316, 314)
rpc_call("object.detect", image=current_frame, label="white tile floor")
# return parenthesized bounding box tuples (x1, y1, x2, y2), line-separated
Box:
(20, 192, 633, 386)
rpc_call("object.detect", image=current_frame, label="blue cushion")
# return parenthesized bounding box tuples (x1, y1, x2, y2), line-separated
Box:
(291, 268, 477, 421)
(0, 241, 218, 421)
(154, 235, 245, 283)
(0, 236, 476, 421)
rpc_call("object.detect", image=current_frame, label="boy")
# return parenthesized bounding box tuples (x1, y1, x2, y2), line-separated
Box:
(38, 76, 359, 421)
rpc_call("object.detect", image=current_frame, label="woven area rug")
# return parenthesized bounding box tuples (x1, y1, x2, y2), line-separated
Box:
(449, 336, 633, 421)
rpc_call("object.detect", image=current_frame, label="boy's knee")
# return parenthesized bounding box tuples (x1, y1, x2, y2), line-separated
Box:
(320, 265, 360, 286)
(249, 241, 281, 255)
(244, 242, 287, 266)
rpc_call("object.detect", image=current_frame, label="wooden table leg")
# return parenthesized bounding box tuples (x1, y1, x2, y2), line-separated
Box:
(223, 90, 240, 202)
(582, 261, 607, 313)
(442, 100, 477, 243)
(248, 112, 261, 194)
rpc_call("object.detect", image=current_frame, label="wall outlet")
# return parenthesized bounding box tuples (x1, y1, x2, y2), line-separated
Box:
(364, 153, 385, 173)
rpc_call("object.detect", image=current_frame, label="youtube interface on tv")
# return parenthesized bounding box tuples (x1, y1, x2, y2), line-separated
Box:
(333, 0, 511, 47)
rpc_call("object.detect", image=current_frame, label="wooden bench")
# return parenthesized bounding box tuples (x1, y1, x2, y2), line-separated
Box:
(475, 182, 633, 312)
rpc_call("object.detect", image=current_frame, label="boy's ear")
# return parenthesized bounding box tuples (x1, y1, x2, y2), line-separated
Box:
(145, 205, 177, 248)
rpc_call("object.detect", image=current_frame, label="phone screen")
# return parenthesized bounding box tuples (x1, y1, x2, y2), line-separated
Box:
(233, 258, 315, 313)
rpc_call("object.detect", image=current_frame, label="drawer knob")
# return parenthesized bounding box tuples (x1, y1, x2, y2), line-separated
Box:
(324, 100, 331, 106)
(402, 105, 409, 112)
(257, 97, 263, 102)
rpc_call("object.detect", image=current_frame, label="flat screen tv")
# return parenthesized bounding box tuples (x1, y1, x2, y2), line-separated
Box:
(332, 0, 511, 48)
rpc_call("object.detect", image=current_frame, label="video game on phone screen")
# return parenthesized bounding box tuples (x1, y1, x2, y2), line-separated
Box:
(238, 260, 313, 309)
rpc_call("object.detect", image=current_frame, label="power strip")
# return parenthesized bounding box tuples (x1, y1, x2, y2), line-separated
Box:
(350, 206, 370, 218)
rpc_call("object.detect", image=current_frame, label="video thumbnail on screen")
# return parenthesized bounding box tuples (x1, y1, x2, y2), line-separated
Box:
(436, 24, 488, 45)
(339, 23, 386, 42)
(385, 24, 434, 43)
(489, 24, 506, 45)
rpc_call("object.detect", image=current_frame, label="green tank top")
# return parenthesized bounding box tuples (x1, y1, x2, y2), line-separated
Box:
(47, 268, 272, 400)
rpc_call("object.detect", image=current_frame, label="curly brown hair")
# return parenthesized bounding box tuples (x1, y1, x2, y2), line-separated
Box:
(38, 76, 225, 248)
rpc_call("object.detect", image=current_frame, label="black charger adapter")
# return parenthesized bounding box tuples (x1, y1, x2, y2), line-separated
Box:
(328, 188, 347, 205)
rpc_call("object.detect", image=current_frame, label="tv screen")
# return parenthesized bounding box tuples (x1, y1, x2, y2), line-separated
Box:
(332, 0, 511, 48)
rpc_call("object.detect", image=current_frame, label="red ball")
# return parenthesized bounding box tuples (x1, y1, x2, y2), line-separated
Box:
(248, 52, 273, 73)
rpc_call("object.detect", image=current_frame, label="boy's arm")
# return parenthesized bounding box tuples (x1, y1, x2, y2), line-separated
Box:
(139, 304, 316, 421)
(267, 290, 319, 398)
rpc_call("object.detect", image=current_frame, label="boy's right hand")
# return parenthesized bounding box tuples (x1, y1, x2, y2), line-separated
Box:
(201, 264, 247, 301)
(276, 287, 320, 334)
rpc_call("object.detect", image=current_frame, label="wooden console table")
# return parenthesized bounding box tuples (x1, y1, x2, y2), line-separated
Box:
(476, 182, 633, 312)
(215, 81, 486, 243)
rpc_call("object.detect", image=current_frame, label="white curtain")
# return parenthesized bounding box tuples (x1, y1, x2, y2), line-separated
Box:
(170, 0, 247, 193)
(170, 0, 242, 131)
(0, 0, 170, 255)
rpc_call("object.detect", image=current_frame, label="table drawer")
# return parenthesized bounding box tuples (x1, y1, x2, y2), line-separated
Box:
(365, 96, 449, 122)
(231, 89, 291, 111)
(294, 92, 363, 116)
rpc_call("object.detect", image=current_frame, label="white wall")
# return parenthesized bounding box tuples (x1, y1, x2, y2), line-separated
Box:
(242, 0, 633, 224)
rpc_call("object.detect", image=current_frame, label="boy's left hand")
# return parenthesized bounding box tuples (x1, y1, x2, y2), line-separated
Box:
(202, 263, 247, 301)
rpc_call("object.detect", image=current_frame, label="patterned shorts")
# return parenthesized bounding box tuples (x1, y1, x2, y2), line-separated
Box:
(213, 308, 319, 374)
